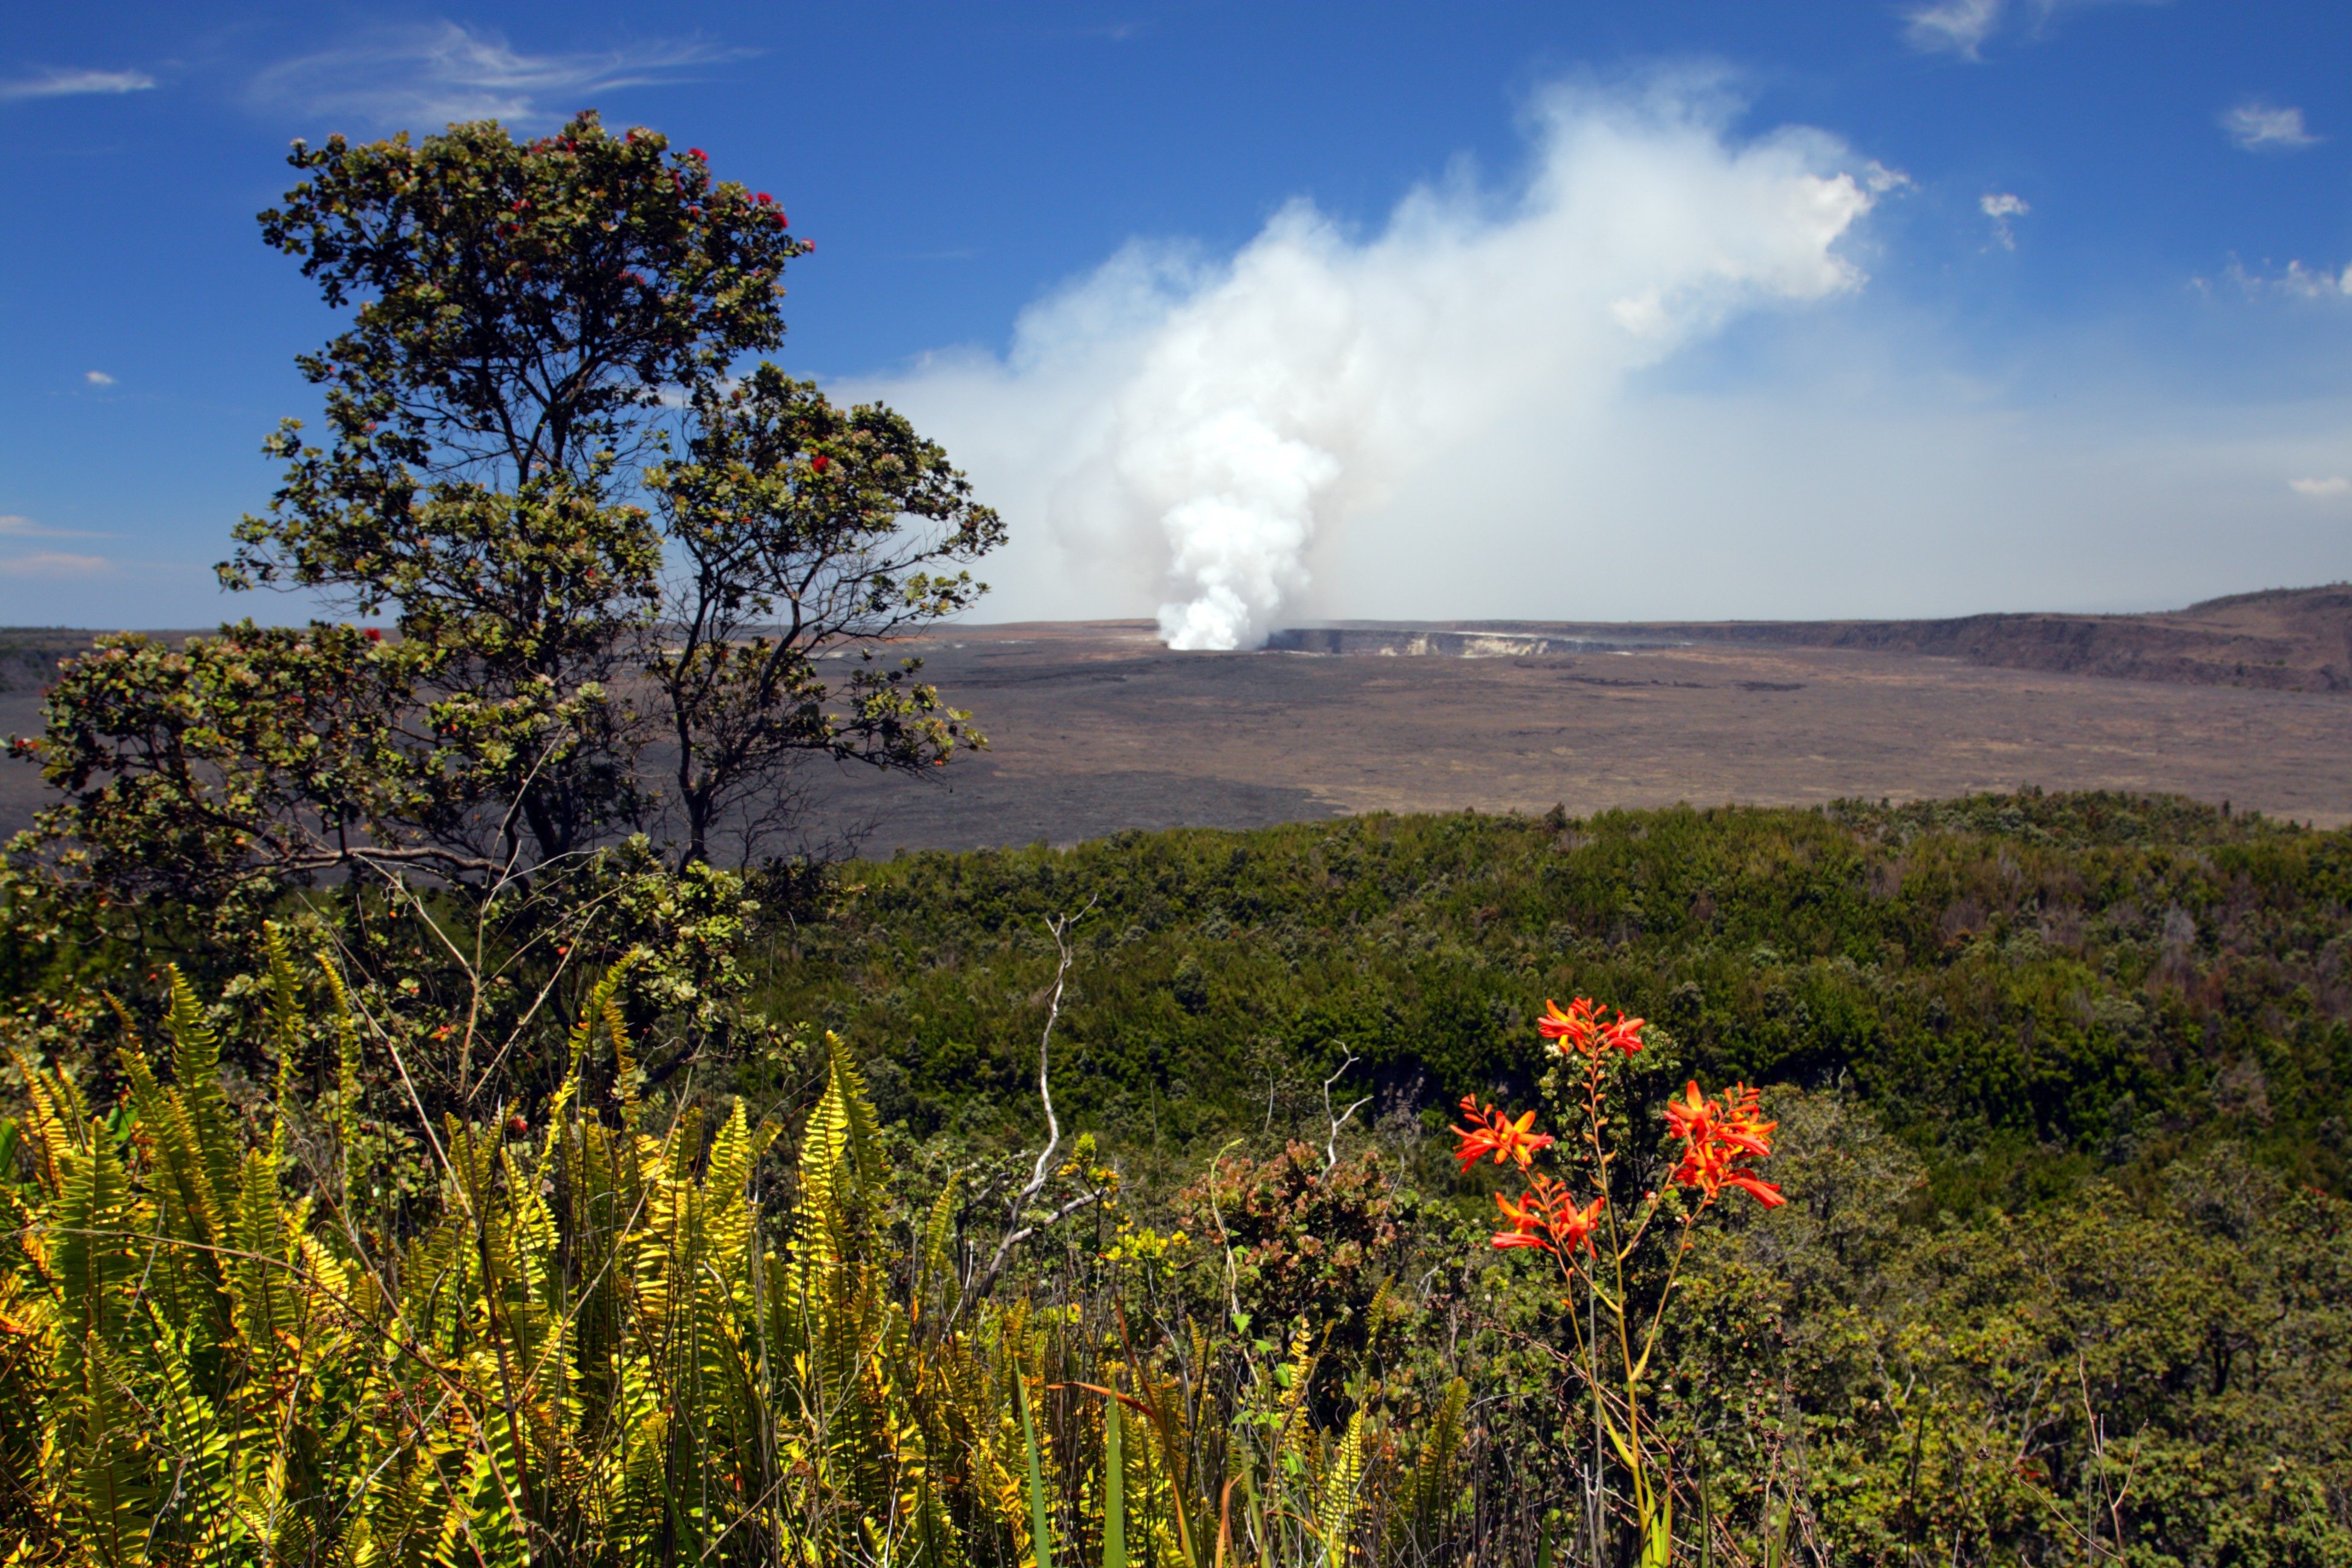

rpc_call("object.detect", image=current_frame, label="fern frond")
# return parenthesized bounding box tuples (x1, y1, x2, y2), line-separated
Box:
(1316, 1410, 1368, 1568)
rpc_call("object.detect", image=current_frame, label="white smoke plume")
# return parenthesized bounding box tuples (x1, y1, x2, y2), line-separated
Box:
(873, 79, 1890, 648)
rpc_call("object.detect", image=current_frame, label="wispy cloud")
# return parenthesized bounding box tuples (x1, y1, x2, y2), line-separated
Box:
(1980, 192, 2030, 250)
(2221, 101, 2319, 151)
(2288, 476, 2350, 497)
(83, 370, 114, 386)
(0, 550, 111, 576)
(0, 67, 155, 102)
(2223, 258, 2352, 299)
(0, 513, 104, 540)
(1904, 0, 2005, 58)
(1904, 0, 2167, 59)
(249, 21, 743, 130)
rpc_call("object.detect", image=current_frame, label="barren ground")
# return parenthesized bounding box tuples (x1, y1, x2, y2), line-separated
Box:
(7, 612, 2348, 858)
(789, 620, 2352, 855)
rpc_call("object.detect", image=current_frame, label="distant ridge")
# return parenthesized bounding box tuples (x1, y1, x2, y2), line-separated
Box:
(7, 587, 2350, 695)
(1266, 584, 2352, 694)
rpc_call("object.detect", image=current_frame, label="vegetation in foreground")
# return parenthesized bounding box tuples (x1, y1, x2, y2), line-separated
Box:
(1, 794, 2347, 1565)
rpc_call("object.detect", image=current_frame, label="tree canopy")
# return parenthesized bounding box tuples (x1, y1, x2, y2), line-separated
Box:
(18, 111, 1001, 922)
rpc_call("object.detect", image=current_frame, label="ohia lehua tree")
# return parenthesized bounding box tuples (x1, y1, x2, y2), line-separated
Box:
(16, 111, 1000, 914)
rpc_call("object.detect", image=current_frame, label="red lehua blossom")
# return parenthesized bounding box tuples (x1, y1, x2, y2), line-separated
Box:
(756, 191, 773, 204)
(507, 1114, 529, 1137)
(362, 627, 382, 642)
(1451, 1096, 1555, 1172)
(688, 147, 707, 160)
(811, 454, 830, 473)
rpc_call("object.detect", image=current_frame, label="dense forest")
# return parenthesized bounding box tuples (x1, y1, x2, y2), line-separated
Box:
(773, 791, 2351, 1207)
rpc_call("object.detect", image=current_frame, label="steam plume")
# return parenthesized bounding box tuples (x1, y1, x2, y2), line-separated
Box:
(878, 80, 1889, 648)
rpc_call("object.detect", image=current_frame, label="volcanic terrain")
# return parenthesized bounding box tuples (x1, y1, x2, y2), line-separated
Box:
(5, 586, 2350, 855)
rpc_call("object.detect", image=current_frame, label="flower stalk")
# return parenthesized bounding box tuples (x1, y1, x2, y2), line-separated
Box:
(1449, 997, 1785, 1566)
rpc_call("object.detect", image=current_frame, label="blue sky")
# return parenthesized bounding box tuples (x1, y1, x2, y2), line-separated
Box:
(3, 1, 2350, 633)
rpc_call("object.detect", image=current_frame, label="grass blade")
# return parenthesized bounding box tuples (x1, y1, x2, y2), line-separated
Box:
(1022, 1376, 1056, 1568)
(1105, 1396, 1128, 1568)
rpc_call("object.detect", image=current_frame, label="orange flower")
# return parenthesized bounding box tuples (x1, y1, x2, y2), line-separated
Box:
(1537, 996, 1645, 1057)
(1664, 1079, 1719, 1145)
(1451, 1096, 1555, 1171)
(1597, 1011, 1647, 1056)
(1723, 1171, 1785, 1207)
(1537, 996, 1596, 1048)
(1490, 1173, 1606, 1255)
(1667, 1080, 1784, 1207)
(1717, 1082, 1777, 1158)
(1492, 1188, 1552, 1250)
(1550, 1189, 1607, 1256)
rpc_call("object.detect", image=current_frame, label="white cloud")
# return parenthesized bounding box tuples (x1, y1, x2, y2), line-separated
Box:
(1981, 191, 2030, 250)
(2289, 476, 2351, 497)
(83, 370, 114, 386)
(0, 67, 154, 101)
(1905, 0, 2005, 59)
(869, 79, 1886, 648)
(249, 22, 740, 129)
(2221, 101, 2319, 151)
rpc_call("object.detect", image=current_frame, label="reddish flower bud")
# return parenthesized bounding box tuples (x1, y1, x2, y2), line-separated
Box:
(507, 1114, 529, 1137)
(811, 454, 830, 472)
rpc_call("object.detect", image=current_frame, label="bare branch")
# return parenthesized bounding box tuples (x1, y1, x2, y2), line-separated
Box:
(1322, 1053, 1370, 1174)
(942, 897, 1097, 1331)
